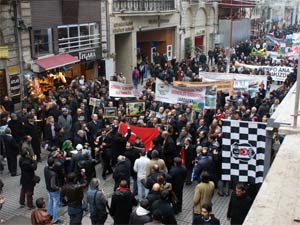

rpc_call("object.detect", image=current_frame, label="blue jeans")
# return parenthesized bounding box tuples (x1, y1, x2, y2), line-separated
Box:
(47, 191, 60, 223)
(68, 206, 83, 225)
(137, 178, 149, 201)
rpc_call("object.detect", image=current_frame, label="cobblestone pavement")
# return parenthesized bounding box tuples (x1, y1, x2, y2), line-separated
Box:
(0, 152, 230, 225)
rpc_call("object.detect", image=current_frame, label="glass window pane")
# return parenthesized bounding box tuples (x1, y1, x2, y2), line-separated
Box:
(80, 25, 89, 36)
(33, 29, 52, 56)
(69, 26, 79, 38)
(58, 27, 68, 39)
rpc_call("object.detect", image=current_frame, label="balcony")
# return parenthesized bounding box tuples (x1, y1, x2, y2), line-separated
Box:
(112, 0, 176, 14)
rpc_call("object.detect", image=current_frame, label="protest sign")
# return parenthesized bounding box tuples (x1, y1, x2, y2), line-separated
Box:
(155, 78, 206, 105)
(262, 66, 294, 82)
(109, 81, 135, 97)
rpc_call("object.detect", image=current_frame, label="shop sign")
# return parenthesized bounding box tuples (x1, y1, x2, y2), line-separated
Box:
(9, 74, 21, 96)
(148, 19, 170, 24)
(0, 46, 9, 59)
(79, 49, 97, 61)
(113, 21, 134, 33)
(7, 65, 20, 75)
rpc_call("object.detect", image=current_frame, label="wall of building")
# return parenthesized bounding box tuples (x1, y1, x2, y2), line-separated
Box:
(219, 19, 250, 47)
(0, 0, 31, 107)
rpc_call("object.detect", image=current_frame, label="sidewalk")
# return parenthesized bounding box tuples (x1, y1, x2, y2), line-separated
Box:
(0, 151, 230, 225)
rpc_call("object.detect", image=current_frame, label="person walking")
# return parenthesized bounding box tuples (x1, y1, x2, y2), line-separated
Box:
(87, 178, 109, 225)
(193, 203, 220, 225)
(2, 128, 19, 176)
(24, 114, 41, 161)
(19, 150, 37, 209)
(110, 180, 138, 225)
(113, 155, 131, 190)
(132, 67, 140, 89)
(134, 149, 150, 201)
(193, 172, 215, 221)
(168, 157, 187, 214)
(60, 172, 87, 225)
(227, 183, 252, 225)
(129, 199, 152, 224)
(44, 157, 61, 224)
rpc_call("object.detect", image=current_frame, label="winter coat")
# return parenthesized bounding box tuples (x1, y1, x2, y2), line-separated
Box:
(151, 199, 177, 225)
(110, 188, 137, 225)
(129, 206, 152, 225)
(19, 156, 37, 189)
(193, 214, 220, 225)
(168, 165, 187, 194)
(227, 193, 252, 225)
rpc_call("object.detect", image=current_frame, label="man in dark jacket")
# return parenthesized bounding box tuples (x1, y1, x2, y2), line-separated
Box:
(8, 113, 24, 143)
(113, 155, 131, 190)
(110, 180, 137, 225)
(124, 142, 140, 195)
(129, 198, 152, 225)
(227, 183, 252, 225)
(111, 124, 131, 165)
(161, 131, 179, 170)
(44, 157, 61, 224)
(2, 128, 19, 176)
(60, 172, 87, 225)
(24, 114, 41, 161)
(19, 150, 37, 209)
(168, 157, 187, 214)
(151, 190, 177, 225)
(146, 183, 161, 207)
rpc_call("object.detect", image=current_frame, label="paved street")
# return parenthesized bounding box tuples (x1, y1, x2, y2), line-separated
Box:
(0, 151, 230, 225)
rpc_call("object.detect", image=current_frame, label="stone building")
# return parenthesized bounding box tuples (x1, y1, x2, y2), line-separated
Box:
(0, 0, 31, 108)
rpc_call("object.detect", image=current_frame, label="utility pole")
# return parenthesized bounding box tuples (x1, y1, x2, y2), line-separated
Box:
(293, 51, 300, 127)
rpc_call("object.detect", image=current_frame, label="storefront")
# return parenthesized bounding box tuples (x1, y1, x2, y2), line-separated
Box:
(110, 13, 180, 82)
(67, 48, 102, 81)
(137, 28, 175, 63)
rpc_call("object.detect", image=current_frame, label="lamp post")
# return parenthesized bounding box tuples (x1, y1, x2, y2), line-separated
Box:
(293, 51, 300, 127)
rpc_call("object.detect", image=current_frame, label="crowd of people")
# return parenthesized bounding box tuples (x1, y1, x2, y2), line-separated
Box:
(0, 34, 297, 225)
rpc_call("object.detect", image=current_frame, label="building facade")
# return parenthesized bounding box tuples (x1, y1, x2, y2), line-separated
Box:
(0, 0, 31, 108)
(29, 0, 102, 81)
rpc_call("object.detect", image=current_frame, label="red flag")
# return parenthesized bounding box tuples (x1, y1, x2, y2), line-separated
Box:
(119, 122, 159, 151)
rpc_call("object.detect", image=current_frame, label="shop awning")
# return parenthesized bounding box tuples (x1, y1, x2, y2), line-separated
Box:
(34, 53, 80, 71)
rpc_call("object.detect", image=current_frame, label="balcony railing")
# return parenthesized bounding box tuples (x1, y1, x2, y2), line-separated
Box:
(112, 0, 176, 13)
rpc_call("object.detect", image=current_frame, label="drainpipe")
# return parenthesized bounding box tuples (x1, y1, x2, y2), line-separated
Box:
(13, 0, 25, 100)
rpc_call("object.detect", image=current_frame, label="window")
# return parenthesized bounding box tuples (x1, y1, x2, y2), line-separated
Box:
(57, 23, 100, 53)
(32, 28, 53, 57)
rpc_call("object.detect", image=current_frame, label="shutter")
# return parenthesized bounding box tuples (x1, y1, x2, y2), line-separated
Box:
(31, 0, 62, 29)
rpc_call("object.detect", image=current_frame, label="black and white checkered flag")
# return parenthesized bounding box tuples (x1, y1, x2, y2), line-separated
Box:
(221, 119, 266, 184)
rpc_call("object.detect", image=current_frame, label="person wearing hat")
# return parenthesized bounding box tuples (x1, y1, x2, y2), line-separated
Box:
(129, 199, 152, 224)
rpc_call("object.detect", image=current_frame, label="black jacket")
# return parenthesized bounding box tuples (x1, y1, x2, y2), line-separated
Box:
(151, 199, 177, 225)
(24, 121, 41, 155)
(193, 214, 220, 225)
(146, 191, 160, 207)
(111, 128, 131, 158)
(111, 188, 137, 225)
(129, 207, 152, 225)
(19, 157, 37, 189)
(8, 119, 24, 142)
(44, 166, 60, 192)
(168, 165, 187, 194)
(124, 148, 140, 178)
(2, 134, 19, 157)
(61, 182, 87, 208)
(184, 145, 196, 169)
(113, 158, 131, 185)
(227, 193, 252, 225)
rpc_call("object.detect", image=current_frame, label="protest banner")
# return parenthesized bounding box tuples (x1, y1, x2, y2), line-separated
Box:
(234, 62, 294, 82)
(173, 80, 234, 96)
(109, 81, 135, 97)
(262, 66, 294, 82)
(200, 72, 267, 93)
(89, 97, 101, 114)
(155, 78, 206, 105)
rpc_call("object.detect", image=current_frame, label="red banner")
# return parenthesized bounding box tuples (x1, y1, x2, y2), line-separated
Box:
(119, 122, 159, 151)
